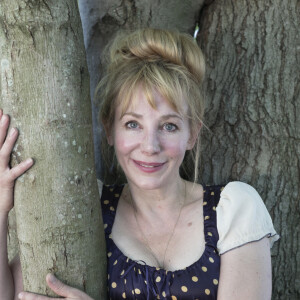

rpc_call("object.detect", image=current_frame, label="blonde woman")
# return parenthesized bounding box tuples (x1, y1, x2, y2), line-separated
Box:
(0, 28, 279, 300)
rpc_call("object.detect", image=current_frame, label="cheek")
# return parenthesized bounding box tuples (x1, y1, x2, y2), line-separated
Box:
(114, 134, 138, 155)
(161, 138, 188, 158)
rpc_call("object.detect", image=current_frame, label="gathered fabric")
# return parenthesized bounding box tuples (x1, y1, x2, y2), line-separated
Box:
(101, 184, 222, 300)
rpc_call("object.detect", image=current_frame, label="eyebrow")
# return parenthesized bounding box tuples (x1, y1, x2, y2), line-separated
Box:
(121, 112, 183, 121)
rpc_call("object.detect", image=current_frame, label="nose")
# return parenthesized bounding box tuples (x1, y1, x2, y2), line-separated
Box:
(140, 129, 160, 155)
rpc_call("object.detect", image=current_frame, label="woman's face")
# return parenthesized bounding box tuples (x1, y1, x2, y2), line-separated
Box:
(108, 86, 196, 190)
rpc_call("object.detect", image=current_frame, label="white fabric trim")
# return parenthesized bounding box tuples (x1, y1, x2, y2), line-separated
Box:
(216, 181, 279, 255)
(97, 179, 103, 197)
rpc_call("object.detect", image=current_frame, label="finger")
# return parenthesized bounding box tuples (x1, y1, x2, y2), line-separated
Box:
(10, 158, 34, 180)
(46, 273, 79, 298)
(0, 108, 3, 119)
(0, 127, 19, 167)
(0, 114, 10, 148)
(18, 291, 54, 300)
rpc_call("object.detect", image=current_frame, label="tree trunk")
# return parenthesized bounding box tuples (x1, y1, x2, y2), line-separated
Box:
(7, 208, 18, 261)
(0, 1, 107, 298)
(197, 0, 300, 299)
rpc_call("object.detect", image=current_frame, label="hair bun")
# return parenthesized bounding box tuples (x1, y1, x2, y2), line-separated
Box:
(109, 28, 205, 84)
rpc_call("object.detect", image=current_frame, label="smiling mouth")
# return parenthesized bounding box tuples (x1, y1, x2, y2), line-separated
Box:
(133, 160, 165, 168)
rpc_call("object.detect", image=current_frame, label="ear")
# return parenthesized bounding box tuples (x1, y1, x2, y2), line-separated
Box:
(187, 122, 202, 150)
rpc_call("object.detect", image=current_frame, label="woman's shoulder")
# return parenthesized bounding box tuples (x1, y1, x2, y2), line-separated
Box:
(216, 181, 279, 254)
(217, 181, 270, 219)
(97, 179, 125, 198)
(221, 181, 259, 197)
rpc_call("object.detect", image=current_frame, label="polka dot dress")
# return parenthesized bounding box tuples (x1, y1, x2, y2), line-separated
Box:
(101, 184, 223, 299)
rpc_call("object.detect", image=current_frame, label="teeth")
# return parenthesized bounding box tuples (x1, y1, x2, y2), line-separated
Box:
(140, 164, 155, 168)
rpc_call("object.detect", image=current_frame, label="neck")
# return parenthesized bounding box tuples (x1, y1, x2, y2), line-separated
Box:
(127, 178, 186, 217)
(128, 178, 187, 270)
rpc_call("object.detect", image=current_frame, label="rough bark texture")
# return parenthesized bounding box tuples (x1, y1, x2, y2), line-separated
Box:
(197, 1, 300, 299)
(78, 0, 205, 180)
(0, 1, 107, 298)
(7, 208, 18, 261)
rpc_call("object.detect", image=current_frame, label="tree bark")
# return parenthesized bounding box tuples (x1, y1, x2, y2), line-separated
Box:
(197, 0, 300, 299)
(0, 1, 107, 298)
(7, 209, 18, 261)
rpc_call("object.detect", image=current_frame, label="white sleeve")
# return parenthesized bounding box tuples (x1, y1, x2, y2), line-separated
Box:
(97, 179, 103, 198)
(216, 181, 279, 254)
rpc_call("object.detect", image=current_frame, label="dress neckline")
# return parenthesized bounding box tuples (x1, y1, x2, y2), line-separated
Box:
(103, 183, 220, 274)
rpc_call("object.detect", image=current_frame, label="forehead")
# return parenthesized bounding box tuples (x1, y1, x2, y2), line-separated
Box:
(116, 85, 188, 118)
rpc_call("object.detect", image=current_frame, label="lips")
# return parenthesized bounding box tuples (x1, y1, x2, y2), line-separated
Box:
(133, 160, 165, 173)
(134, 160, 165, 167)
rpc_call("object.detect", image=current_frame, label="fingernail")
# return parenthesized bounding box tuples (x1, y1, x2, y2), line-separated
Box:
(9, 127, 16, 136)
(18, 292, 23, 299)
(48, 273, 57, 284)
(26, 158, 33, 165)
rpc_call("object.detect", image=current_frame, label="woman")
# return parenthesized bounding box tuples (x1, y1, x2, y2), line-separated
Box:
(0, 28, 279, 300)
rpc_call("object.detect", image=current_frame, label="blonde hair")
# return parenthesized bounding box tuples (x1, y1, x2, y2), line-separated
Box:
(95, 28, 205, 183)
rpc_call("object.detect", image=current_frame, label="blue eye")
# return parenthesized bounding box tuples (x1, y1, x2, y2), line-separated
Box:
(126, 121, 139, 129)
(163, 123, 177, 132)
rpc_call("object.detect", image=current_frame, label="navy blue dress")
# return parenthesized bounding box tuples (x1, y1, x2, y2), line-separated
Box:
(101, 184, 223, 300)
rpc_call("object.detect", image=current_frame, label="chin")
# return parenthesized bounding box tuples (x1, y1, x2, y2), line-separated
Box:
(128, 178, 165, 190)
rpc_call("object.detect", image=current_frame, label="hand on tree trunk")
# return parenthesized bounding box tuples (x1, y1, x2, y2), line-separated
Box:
(0, 109, 34, 214)
(18, 274, 94, 300)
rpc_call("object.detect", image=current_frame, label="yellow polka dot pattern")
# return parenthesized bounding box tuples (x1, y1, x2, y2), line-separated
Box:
(102, 184, 222, 300)
(181, 286, 188, 292)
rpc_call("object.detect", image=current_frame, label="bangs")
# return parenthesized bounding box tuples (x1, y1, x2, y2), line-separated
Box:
(115, 61, 190, 119)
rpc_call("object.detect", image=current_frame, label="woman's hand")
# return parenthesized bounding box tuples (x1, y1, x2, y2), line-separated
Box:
(18, 274, 94, 300)
(0, 109, 34, 214)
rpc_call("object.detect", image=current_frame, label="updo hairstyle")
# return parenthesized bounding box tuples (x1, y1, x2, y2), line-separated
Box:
(96, 28, 206, 182)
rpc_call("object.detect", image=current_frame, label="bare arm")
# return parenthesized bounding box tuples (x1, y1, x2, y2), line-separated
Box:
(0, 110, 33, 300)
(10, 255, 23, 300)
(217, 237, 272, 300)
